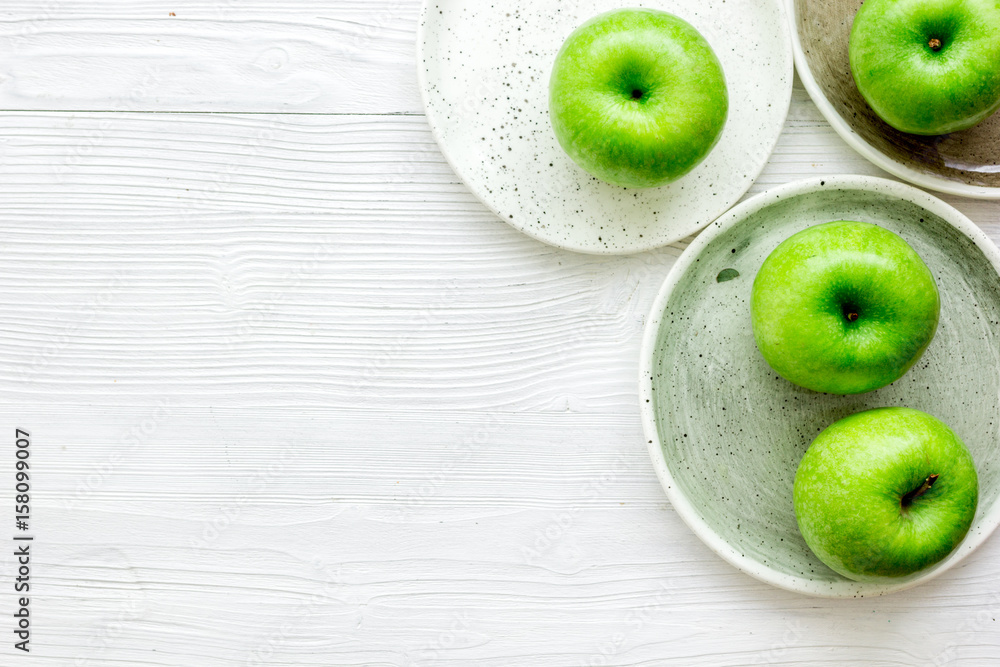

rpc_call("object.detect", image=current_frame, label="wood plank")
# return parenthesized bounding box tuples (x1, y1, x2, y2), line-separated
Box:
(0, 110, 676, 413)
(0, 2, 422, 113)
(0, 97, 996, 413)
(2, 0, 404, 15)
(4, 406, 1000, 665)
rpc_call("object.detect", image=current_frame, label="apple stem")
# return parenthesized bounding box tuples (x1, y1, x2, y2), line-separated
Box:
(928, 38, 943, 52)
(902, 474, 940, 508)
(846, 312, 859, 322)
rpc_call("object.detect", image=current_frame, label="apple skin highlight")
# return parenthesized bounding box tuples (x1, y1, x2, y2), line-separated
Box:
(549, 9, 728, 188)
(751, 220, 940, 395)
(794, 407, 978, 581)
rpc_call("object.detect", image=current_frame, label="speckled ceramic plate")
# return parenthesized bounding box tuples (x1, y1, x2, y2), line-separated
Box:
(790, 0, 1000, 199)
(417, 0, 793, 255)
(640, 175, 1000, 597)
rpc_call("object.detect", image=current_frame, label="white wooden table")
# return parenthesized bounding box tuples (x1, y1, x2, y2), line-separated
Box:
(1, 2, 999, 665)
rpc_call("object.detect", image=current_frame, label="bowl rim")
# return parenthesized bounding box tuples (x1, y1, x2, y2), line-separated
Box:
(638, 174, 1000, 597)
(786, 0, 1000, 201)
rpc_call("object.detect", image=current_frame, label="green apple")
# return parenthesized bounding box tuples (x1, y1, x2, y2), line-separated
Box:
(849, 0, 1000, 135)
(548, 8, 728, 188)
(794, 407, 978, 581)
(752, 220, 939, 395)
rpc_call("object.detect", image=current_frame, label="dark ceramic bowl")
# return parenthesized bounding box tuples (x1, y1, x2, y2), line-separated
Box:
(789, 0, 1000, 199)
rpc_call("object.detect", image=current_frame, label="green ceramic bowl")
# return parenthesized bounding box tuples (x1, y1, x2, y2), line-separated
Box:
(640, 175, 1000, 597)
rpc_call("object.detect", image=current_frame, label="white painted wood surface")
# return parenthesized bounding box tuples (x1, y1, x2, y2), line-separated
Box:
(1, 2, 999, 665)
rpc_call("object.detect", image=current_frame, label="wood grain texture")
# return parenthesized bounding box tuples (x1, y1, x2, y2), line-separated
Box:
(7, 407, 1000, 666)
(0, 1, 999, 663)
(0, 97, 997, 666)
(0, 99, 994, 413)
(0, 2, 421, 113)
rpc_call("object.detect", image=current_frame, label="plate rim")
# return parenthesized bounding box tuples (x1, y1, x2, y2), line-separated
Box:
(417, 0, 796, 255)
(638, 174, 1000, 597)
(786, 0, 1000, 201)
